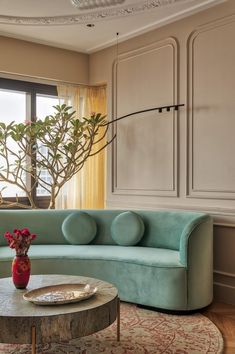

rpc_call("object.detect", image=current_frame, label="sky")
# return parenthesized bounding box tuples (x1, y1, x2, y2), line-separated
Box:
(0, 89, 59, 197)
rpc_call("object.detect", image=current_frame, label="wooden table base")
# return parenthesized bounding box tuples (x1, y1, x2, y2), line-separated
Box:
(31, 326, 36, 354)
(31, 297, 121, 353)
(117, 297, 120, 341)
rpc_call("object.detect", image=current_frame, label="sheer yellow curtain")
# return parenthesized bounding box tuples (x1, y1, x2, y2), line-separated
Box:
(82, 86, 107, 208)
(56, 85, 107, 209)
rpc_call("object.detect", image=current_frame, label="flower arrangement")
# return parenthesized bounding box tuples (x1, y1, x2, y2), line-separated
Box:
(4, 228, 36, 256)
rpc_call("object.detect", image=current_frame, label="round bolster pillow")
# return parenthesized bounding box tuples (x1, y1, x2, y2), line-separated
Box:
(111, 211, 145, 246)
(62, 211, 97, 245)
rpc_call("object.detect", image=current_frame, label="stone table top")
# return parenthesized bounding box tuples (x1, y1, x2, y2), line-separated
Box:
(0, 274, 118, 344)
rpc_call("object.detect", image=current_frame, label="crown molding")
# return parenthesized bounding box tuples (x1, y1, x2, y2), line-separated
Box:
(0, 0, 190, 26)
(87, 0, 226, 52)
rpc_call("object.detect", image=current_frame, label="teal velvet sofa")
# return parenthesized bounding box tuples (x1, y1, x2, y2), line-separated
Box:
(0, 209, 213, 311)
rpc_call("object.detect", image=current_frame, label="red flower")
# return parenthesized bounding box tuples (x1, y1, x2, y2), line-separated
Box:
(21, 228, 30, 236)
(31, 234, 36, 240)
(4, 231, 13, 239)
(3, 228, 37, 256)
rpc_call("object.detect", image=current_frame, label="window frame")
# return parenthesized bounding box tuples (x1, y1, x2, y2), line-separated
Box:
(0, 77, 58, 209)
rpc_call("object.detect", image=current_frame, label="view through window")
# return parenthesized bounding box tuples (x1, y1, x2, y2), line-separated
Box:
(0, 78, 58, 207)
(0, 89, 27, 197)
(36, 94, 60, 196)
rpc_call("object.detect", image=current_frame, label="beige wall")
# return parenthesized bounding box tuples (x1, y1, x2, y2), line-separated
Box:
(1, 1, 235, 305)
(89, 0, 235, 304)
(0, 36, 89, 84)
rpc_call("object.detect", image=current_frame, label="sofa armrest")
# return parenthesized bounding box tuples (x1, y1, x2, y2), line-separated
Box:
(179, 215, 213, 267)
(179, 215, 213, 309)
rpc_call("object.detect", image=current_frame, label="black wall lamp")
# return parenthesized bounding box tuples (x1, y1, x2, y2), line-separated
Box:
(106, 104, 185, 125)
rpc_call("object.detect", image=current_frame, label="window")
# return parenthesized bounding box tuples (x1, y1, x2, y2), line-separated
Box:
(0, 78, 58, 208)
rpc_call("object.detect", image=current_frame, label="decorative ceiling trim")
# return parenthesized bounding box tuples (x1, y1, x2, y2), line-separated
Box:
(0, 0, 186, 25)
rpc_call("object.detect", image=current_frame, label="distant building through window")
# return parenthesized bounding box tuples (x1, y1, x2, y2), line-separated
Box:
(0, 78, 58, 208)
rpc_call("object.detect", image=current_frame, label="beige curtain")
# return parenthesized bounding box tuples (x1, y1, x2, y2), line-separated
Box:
(56, 85, 107, 209)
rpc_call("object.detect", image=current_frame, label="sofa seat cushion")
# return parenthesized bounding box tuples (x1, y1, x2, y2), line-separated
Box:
(0, 245, 183, 268)
(0, 245, 186, 310)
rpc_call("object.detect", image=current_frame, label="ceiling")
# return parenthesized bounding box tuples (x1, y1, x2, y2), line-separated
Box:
(0, 0, 226, 53)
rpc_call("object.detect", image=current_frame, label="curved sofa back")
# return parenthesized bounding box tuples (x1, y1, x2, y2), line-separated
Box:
(0, 210, 69, 245)
(0, 209, 209, 250)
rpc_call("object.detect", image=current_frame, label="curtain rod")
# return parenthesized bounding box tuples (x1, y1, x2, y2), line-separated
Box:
(0, 71, 106, 89)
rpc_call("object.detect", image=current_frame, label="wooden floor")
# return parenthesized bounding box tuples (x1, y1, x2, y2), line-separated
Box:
(201, 302, 235, 353)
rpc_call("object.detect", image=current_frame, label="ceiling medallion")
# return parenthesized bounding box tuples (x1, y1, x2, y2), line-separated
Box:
(0, 0, 186, 26)
(71, 0, 125, 10)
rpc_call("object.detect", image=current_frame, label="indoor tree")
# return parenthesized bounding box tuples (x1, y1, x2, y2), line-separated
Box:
(0, 104, 114, 209)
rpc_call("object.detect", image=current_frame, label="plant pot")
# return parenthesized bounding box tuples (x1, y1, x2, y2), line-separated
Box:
(12, 255, 31, 289)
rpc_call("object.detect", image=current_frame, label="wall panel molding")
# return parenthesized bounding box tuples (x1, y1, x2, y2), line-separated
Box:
(187, 14, 235, 200)
(214, 270, 235, 278)
(112, 37, 179, 197)
(106, 199, 235, 224)
(214, 270, 235, 304)
(214, 270, 235, 289)
(214, 282, 235, 305)
(213, 270, 235, 306)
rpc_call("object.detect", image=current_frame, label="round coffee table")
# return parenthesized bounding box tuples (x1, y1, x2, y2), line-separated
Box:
(0, 274, 120, 354)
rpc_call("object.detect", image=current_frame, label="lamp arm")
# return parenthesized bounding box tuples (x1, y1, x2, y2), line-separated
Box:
(103, 103, 185, 126)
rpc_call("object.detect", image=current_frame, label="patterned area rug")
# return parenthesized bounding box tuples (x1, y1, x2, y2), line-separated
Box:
(0, 303, 223, 354)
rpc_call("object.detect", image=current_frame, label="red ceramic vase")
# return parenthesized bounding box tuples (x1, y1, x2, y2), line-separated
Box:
(12, 255, 31, 289)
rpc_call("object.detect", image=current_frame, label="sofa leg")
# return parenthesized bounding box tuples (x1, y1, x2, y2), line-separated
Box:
(117, 297, 120, 341)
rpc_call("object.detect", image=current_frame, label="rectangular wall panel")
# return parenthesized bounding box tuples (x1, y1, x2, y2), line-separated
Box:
(187, 15, 235, 199)
(112, 38, 178, 197)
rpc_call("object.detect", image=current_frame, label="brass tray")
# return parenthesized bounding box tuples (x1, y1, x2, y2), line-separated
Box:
(23, 283, 97, 305)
